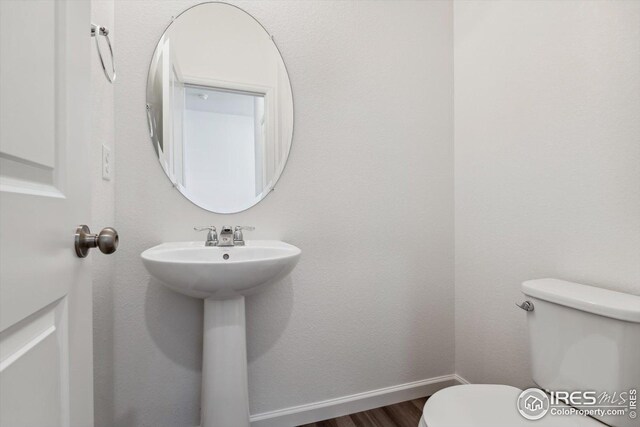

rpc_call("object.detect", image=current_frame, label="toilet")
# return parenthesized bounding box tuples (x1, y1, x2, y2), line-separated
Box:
(419, 278, 640, 427)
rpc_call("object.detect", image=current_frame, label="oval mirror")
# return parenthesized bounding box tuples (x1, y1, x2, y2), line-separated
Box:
(146, 2, 294, 213)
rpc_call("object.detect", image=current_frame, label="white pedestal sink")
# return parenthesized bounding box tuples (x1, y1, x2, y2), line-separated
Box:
(141, 241, 301, 427)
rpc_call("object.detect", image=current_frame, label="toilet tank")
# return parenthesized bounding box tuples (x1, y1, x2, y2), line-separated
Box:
(522, 278, 640, 427)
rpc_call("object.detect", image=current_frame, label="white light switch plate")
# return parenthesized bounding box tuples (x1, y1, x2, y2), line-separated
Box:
(102, 144, 112, 181)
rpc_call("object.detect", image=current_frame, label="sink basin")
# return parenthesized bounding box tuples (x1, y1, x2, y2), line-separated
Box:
(140, 239, 300, 427)
(141, 240, 301, 299)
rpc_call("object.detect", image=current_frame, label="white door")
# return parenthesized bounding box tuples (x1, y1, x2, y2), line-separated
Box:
(0, 1, 94, 426)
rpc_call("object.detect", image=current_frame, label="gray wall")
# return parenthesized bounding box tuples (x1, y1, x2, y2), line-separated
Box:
(100, 1, 454, 426)
(454, 0, 640, 387)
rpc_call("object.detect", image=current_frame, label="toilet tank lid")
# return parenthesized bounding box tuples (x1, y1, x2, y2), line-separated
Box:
(522, 279, 640, 323)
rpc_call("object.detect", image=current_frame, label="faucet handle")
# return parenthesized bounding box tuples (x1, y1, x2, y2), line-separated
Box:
(233, 226, 254, 246)
(194, 226, 218, 246)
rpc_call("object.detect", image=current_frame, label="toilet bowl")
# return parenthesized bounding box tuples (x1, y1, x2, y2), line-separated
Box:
(418, 384, 602, 427)
(419, 279, 640, 427)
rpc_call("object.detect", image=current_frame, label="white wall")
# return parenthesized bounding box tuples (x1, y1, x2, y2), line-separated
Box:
(169, 4, 280, 89)
(454, 0, 640, 387)
(90, 0, 116, 424)
(105, 2, 454, 427)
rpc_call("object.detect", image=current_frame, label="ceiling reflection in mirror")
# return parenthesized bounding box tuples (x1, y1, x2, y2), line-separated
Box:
(146, 2, 294, 213)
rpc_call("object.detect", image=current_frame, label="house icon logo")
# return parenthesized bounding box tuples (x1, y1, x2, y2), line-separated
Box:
(525, 395, 544, 411)
(517, 388, 550, 420)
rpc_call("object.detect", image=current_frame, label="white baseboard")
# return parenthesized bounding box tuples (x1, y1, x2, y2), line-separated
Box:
(453, 373, 470, 384)
(250, 374, 465, 427)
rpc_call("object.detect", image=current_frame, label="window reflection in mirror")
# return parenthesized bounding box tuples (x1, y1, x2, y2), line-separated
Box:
(182, 86, 266, 213)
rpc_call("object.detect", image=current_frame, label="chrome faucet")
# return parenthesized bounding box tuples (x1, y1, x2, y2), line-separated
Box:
(194, 226, 218, 246)
(195, 225, 254, 246)
(218, 225, 234, 246)
(233, 226, 255, 246)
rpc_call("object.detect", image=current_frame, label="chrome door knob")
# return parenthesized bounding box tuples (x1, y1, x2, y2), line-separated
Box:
(75, 225, 119, 258)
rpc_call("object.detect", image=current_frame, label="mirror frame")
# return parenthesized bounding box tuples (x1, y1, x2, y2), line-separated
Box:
(145, 1, 295, 214)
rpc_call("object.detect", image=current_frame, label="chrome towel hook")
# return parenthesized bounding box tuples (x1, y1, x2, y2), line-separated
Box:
(91, 23, 116, 83)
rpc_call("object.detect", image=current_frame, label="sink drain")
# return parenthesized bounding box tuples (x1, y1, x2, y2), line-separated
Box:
(223, 254, 230, 260)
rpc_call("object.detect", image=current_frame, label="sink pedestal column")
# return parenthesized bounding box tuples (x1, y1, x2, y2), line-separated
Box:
(201, 296, 250, 427)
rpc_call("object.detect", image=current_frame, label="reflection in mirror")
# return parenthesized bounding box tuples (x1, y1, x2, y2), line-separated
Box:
(146, 2, 294, 213)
